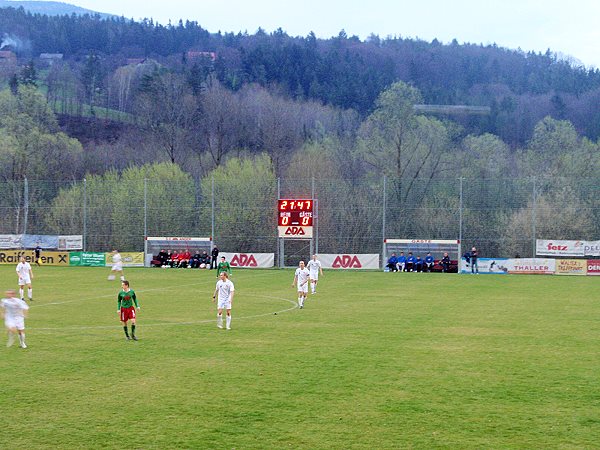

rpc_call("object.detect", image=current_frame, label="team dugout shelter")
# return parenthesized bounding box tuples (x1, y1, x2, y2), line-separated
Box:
(144, 237, 212, 267)
(384, 239, 461, 272)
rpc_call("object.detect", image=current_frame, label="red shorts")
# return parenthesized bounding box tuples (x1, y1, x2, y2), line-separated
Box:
(120, 306, 136, 322)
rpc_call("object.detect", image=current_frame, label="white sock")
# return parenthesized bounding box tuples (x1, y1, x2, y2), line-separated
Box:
(19, 288, 24, 299)
(298, 296, 302, 306)
(19, 333, 25, 345)
(7, 332, 14, 347)
(108, 274, 115, 280)
(226, 316, 231, 329)
(28, 288, 32, 299)
(217, 314, 223, 327)
(120, 275, 125, 281)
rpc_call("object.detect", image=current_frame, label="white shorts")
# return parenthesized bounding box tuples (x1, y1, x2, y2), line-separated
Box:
(5, 316, 25, 330)
(297, 283, 308, 294)
(18, 276, 31, 286)
(309, 272, 319, 281)
(111, 262, 123, 271)
(218, 298, 232, 310)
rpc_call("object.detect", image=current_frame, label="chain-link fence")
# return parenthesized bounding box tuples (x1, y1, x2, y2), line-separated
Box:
(1, 177, 599, 260)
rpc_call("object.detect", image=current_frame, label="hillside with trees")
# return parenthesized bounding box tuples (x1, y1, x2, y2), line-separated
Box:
(0, 6, 598, 255)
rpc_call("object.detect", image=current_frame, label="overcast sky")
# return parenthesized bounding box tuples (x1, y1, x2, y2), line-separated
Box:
(30, 0, 600, 67)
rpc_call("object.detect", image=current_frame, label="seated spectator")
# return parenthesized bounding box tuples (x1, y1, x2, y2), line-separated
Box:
(169, 251, 179, 268)
(441, 252, 451, 272)
(405, 252, 416, 272)
(177, 249, 191, 268)
(386, 253, 398, 272)
(424, 252, 434, 272)
(414, 256, 424, 272)
(199, 251, 210, 269)
(396, 252, 406, 272)
(190, 250, 201, 268)
(158, 249, 168, 267)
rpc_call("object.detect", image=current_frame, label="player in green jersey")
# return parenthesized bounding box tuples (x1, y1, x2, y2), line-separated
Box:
(117, 281, 140, 341)
(216, 256, 232, 277)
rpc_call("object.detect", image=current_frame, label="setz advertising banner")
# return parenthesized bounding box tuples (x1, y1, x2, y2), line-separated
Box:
(220, 253, 274, 268)
(319, 254, 379, 269)
(587, 260, 600, 276)
(460, 258, 509, 274)
(536, 239, 600, 257)
(536, 239, 584, 257)
(555, 259, 587, 276)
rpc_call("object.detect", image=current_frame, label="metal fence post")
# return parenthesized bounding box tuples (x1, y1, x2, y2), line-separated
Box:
(144, 178, 148, 240)
(23, 177, 29, 235)
(381, 175, 387, 269)
(458, 177, 464, 263)
(532, 177, 537, 257)
(211, 175, 215, 247)
(83, 178, 87, 251)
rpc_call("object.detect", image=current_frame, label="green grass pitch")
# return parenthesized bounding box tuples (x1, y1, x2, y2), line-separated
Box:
(0, 265, 598, 448)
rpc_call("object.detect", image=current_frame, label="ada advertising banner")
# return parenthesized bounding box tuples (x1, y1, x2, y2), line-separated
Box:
(536, 239, 584, 257)
(460, 258, 509, 274)
(587, 260, 600, 275)
(220, 253, 274, 268)
(504, 258, 555, 275)
(555, 259, 587, 276)
(319, 254, 379, 269)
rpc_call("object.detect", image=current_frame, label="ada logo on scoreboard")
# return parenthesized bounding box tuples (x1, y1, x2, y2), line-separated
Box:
(230, 254, 258, 267)
(278, 226, 313, 238)
(332, 255, 362, 269)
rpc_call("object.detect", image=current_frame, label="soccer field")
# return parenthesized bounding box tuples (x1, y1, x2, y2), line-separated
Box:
(0, 265, 598, 449)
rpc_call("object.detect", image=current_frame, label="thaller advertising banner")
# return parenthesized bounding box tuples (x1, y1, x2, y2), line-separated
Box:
(220, 253, 274, 268)
(504, 258, 556, 275)
(587, 260, 600, 275)
(460, 258, 509, 274)
(319, 254, 379, 269)
(105, 252, 144, 267)
(555, 259, 587, 275)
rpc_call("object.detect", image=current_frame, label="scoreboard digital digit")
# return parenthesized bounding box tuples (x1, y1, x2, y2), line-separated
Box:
(278, 199, 314, 238)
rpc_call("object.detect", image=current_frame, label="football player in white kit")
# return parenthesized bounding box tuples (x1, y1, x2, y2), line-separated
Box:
(292, 260, 310, 308)
(16, 255, 33, 302)
(307, 254, 323, 294)
(213, 272, 235, 330)
(108, 249, 125, 281)
(1, 289, 29, 348)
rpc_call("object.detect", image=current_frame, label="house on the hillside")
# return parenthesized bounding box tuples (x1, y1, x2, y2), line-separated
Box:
(186, 51, 216, 63)
(39, 53, 64, 66)
(0, 50, 17, 65)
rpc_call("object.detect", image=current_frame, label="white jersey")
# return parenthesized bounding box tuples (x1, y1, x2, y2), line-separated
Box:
(1, 297, 29, 329)
(111, 253, 123, 270)
(307, 259, 322, 277)
(16, 261, 32, 283)
(295, 268, 310, 285)
(216, 279, 235, 308)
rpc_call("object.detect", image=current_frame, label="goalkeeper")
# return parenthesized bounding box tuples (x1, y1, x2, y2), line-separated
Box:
(216, 256, 232, 277)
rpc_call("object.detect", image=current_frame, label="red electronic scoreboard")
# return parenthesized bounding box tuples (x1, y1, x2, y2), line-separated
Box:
(278, 199, 313, 238)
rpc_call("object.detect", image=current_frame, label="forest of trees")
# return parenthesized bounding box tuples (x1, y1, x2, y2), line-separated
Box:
(0, 6, 598, 255)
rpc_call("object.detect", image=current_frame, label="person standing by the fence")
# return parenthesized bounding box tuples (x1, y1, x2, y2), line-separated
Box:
(470, 247, 479, 274)
(211, 246, 219, 270)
